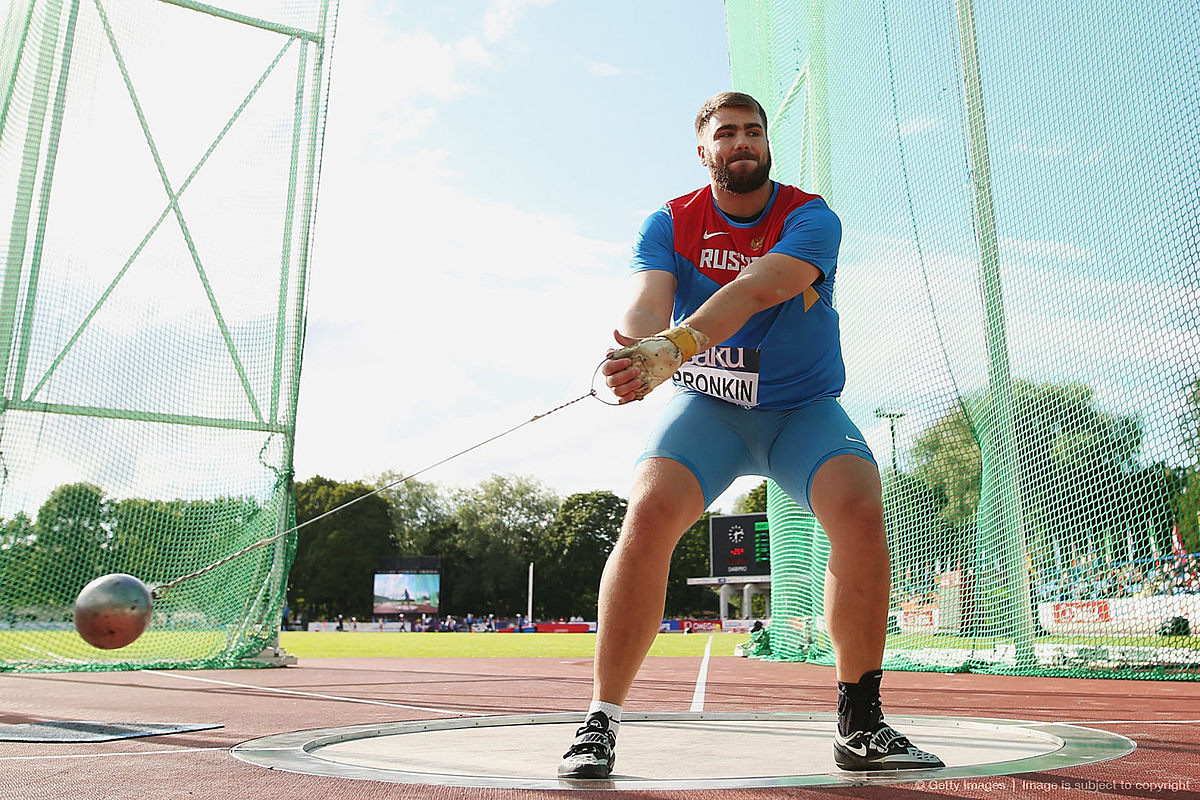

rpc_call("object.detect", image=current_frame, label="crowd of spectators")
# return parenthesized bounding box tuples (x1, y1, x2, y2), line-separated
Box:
(320, 613, 493, 631)
(893, 554, 1200, 606)
(1033, 554, 1200, 601)
(307, 612, 591, 632)
(893, 566, 943, 607)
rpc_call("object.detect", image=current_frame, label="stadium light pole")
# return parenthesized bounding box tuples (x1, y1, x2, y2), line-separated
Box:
(874, 408, 905, 475)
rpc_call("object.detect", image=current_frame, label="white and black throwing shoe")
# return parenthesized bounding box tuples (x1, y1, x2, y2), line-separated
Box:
(557, 711, 617, 779)
(833, 720, 944, 771)
(833, 669, 943, 771)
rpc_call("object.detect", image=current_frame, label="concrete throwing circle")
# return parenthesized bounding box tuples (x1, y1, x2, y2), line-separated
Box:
(231, 711, 1135, 791)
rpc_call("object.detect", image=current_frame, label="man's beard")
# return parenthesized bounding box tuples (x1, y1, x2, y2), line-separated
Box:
(711, 152, 772, 194)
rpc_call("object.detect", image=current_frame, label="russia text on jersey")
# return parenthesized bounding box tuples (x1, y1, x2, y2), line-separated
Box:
(699, 248, 756, 272)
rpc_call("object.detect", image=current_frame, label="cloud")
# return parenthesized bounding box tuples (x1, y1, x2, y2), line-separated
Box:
(898, 117, 943, 137)
(585, 60, 629, 77)
(454, 35, 495, 67)
(1008, 129, 1108, 167)
(999, 235, 1090, 263)
(296, 153, 640, 493)
(482, 0, 555, 42)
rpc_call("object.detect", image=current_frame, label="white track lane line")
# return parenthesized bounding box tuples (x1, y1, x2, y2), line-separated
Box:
(689, 635, 713, 712)
(1020, 718, 1200, 726)
(144, 670, 487, 717)
(17, 644, 89, 664)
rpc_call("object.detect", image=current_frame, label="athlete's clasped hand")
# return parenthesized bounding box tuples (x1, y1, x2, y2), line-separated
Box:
(603, 325, 709, 403)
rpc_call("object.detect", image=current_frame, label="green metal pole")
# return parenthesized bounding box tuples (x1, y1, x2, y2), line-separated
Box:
(761, 0, 832, 662)
(808, 0, 831, 201)
(954, 0, 1035, 667)
(157, 0, 321, 43)
(0, 0, 62, 399)
(265, 0, 336, 662)
(12, 0, 81, 400)
(282, 0, 334, 457)
(272, 32, 309, 426)
(0, 0, 38, 145)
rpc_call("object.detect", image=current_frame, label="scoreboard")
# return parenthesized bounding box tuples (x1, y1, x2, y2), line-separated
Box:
(709, 513, 770, 577)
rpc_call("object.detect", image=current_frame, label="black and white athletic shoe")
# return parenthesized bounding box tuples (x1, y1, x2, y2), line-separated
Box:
(833, 721, 945, 771)
(834, 670, 943, 771)
(557, 711, 617, 779)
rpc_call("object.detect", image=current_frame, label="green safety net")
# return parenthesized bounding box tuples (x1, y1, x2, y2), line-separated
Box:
(0, 0, 337, 671)
(728, 0, 1200, 678)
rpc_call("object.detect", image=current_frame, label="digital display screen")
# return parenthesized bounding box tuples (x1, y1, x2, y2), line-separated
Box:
(709, 513, 770, 577)
(373, 572, 440, 614)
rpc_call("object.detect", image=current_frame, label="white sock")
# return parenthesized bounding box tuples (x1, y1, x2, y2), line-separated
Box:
(587, 700, 622, 737)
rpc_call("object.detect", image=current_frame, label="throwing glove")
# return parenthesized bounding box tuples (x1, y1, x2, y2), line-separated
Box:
(611, 325, 710, 400)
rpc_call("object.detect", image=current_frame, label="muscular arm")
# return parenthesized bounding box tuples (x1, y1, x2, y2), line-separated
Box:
(604, 270, 677, 402)
(618, 270, 677, 339)
(683, 251, 822, 346)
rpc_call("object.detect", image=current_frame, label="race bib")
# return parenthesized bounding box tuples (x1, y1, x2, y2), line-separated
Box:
(673, 346, 761, 408)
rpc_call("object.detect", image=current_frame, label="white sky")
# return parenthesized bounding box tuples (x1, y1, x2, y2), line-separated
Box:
(291, 0, 768, 510)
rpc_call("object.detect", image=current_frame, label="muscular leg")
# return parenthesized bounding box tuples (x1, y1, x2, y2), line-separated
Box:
(812, 453, 944, 769)
(593, 457, 706, 704)
(809, 454, 890, 683)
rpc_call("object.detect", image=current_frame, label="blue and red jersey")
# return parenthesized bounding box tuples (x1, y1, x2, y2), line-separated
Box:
(630, 181, 844, 410)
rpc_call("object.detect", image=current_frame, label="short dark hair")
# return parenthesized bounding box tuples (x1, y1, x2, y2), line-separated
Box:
(694, 91, 768, 137)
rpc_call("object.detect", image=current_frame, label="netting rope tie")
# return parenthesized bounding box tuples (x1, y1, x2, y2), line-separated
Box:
(152, 360, 621, 599)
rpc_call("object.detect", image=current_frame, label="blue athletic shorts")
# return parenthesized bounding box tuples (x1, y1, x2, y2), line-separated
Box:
(637, 390, 876, 511)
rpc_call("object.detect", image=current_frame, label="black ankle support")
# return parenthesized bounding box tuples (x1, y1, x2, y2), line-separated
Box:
(837, 669, 884, 736)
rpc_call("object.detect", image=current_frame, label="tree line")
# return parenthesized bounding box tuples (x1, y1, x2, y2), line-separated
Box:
(0, 471, 740, 621)
(0, 484, 264, 608)
(884, 378, 1199, 579)
(288, 473, 734, 623)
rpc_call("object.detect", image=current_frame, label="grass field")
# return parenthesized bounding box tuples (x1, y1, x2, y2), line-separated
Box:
(3, 628, 1193, 667)
(0, 630, 747, 667)
(0, 629, 229, 663)
(278, 631, 1198, 661)
(278, 631, 751, 659)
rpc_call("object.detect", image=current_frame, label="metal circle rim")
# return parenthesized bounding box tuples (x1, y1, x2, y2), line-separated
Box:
(230, 711, 1136, 791)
